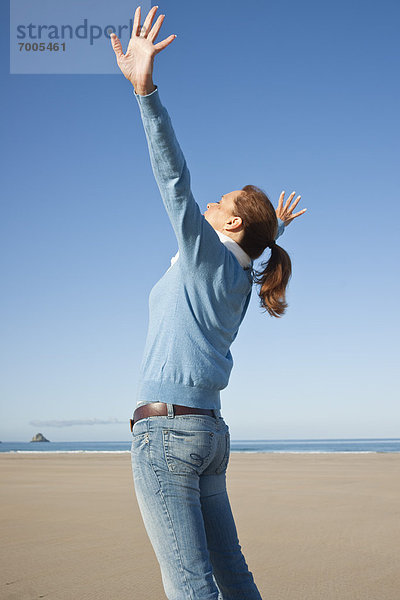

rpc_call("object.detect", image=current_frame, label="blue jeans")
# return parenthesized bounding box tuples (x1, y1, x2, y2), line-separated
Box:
(130, 403, 262, 600)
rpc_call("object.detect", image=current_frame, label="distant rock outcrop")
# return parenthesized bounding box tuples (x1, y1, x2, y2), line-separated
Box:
(30, 433, 50, 442)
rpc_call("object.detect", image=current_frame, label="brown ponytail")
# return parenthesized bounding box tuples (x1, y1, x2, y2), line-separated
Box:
(233, 185, 292, 318)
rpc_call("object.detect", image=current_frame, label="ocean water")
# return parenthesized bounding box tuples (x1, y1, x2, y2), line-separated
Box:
(1, 439, 400, 454)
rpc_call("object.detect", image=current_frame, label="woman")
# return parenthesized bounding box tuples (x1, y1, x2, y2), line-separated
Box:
(111, 7, 306, 599)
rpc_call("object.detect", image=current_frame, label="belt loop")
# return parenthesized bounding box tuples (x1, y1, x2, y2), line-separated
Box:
(166, 403, 175, 419)
(213, 408, 221, 421)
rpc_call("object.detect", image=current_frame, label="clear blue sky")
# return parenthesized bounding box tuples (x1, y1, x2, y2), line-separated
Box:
(1, 0, 399, 442)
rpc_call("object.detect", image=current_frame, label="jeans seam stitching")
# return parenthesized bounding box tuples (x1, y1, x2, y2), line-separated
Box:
(153, 476, 198, 599)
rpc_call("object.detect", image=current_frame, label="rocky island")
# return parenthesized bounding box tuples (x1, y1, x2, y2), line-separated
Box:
(30, 433, 50, 442)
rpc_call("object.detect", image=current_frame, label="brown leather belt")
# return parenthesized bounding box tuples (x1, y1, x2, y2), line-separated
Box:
(130, 402, 216, 432)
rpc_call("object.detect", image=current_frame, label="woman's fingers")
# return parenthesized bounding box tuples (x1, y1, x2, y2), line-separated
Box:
(148, 14, 165, 43)
(292, 208, 307, 218)
(280, 191, 303, 212)
(283, 191, 296, 210)
(127, 6, 175, 52)
(277, 190, 307, 224)
(286, 208, 307, 222)
(132, 5, 141, 37)
(110, 33, 124, 60)
(154, 34, 177, 53)
(139, 5, 159, 38)
(287, 195, 302, 212)
(278, 190, 298, 211)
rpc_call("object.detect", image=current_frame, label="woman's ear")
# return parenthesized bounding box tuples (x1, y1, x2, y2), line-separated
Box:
(225, 215, 243, 231)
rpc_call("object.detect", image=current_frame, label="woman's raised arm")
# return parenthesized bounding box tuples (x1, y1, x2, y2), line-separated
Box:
(110, 6, 230, 274)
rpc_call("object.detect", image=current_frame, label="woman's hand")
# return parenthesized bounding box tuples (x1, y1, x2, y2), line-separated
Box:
(110, 5, 176, 94)
(276, 191, 307, 227)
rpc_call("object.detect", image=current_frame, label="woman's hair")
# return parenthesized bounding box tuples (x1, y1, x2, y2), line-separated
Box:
(233, 185, 292, 318)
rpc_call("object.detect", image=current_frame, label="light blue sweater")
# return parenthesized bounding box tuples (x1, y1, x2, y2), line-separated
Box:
(134, 86, 285, 410)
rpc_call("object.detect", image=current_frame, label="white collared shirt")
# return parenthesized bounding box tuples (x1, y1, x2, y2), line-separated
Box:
(169, 230, 252, 270)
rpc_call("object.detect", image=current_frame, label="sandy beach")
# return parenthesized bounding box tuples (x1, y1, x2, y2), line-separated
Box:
(1, 452, 399, 600)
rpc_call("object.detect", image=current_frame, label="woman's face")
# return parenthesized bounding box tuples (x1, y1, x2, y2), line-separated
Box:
(204, 190, 242, 233)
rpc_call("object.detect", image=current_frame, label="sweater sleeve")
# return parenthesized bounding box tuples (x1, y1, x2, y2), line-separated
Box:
(276, 219, 285, 240)
(134, 85, 226, 271)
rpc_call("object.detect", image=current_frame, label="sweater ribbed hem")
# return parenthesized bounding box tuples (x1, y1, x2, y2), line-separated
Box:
(136, 379, 221, 410)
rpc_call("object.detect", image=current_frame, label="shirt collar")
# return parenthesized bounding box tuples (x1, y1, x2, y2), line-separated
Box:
(214, 230, 252, 269)
(169, 231, 252, 270)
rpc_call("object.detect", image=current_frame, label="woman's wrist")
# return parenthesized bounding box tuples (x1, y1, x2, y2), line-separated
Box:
(133, 75, 156, 96)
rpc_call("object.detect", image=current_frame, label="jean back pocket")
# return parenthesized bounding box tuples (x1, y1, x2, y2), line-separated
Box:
(162, 428, 215, 476)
